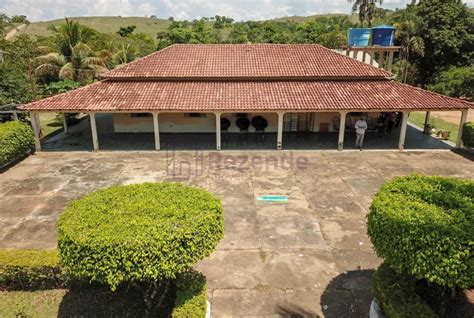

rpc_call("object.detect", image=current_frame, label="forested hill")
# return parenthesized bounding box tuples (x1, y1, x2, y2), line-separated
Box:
(10, 14, 361, 41)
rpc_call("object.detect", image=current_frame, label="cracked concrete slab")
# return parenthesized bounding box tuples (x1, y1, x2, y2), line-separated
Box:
(0, 150, 472, 316)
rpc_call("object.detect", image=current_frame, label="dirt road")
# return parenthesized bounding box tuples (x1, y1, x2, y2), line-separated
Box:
(5, 24, 27, 40)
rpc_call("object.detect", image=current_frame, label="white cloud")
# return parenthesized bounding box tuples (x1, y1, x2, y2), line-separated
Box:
(1, 0, 473, 22)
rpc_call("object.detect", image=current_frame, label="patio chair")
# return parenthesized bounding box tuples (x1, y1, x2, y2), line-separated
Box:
(221, 117, 231, 141)
(251, 116, 268, 141)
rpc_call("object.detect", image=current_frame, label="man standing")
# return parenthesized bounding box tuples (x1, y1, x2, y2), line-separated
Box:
(355, 116, 368, 149)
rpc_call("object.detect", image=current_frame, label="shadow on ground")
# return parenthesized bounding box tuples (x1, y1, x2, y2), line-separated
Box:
(277, 303, 320, 317)
(320, 269, 375, 318)
(58, 284, 175, 318)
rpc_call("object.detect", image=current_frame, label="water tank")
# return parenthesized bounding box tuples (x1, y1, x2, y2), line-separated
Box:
(372, 25, 396, 46)
(347, 28, 371, 47)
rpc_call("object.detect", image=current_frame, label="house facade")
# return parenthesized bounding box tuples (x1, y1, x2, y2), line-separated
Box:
(23, 44, 473, 151)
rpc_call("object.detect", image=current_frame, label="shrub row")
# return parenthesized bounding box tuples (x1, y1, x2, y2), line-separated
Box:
(0, 121, 35, 167)
(368, 175, 474, 289)
(172, 270, 207, 318)
(462, 122, 474, 148)
(373, 263, 437, 318)
(0, 249, 64, 290)
(58, 182, 224, 291)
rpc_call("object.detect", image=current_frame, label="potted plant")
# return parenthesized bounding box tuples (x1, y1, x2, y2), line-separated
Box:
(437, 130, 450, 140)
(423, 123, 434, 134)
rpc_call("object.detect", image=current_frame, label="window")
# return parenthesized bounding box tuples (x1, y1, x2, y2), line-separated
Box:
(131, 113, 151, 118)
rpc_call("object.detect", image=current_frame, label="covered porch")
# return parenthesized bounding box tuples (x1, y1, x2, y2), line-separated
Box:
(33, 110, 463, 152)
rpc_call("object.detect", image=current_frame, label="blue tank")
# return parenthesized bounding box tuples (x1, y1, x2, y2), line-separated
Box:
(347, 28, 371, 47)
(372, 25, 396, 46)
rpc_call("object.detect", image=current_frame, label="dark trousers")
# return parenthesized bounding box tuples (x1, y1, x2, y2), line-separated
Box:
(387, 121, 395, 133)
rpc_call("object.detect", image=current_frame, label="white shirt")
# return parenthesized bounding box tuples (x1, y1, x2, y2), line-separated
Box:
(355, 120, 368, 135)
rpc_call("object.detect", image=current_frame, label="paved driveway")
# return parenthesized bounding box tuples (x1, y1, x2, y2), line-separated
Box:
(0, 150, 473, 317)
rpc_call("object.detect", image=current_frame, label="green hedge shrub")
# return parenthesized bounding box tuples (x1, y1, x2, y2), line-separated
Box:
(58, 182, 224, 290)
(0, 249, 64, 290)
(373, 263, 437, 318)
(0, 121, 35, 167)
(172, 270, 207, 318)
(462, 122, 474, 147)
(368, 175, 474, 289)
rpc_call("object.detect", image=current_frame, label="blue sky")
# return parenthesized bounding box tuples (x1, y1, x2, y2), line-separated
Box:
(1, 0, 473, 22)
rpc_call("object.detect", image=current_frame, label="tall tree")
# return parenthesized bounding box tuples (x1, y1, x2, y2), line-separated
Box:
(349, 0, 384, 27)
(35, 42, 110, 84)
(392, 5, 424, 83)
(414, 0, 474, 87)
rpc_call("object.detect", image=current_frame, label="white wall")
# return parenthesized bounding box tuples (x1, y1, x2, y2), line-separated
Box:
(112, 112, 382, 134)
(159, 113, 216, 133)
(113, 113, 153, 133)
(313, 112, 340, 132)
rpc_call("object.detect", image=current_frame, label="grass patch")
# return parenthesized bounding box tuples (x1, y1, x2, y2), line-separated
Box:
(408, 112, 459, 143)
(20, 17, 172, 41)
(0, 285, 174, 318)
(39, 113, 63, 138)
(0, 289, 66, 318)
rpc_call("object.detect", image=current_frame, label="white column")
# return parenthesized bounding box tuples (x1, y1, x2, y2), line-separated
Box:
(89, 112, 99, 151)
(152, 112, 160, 150)
(30, 111, 41, 151)
(215, 112, 221, 150)
(398, 111, 409, 151)
(13, 111, 18, 121)
(379, 51, 385, 69)
(387, 51, 394, 73)
(456, 109, 469, 148)
(62, 113, 68, 134)
(338, 111, 347, 151)
(277, 112, 284, 150)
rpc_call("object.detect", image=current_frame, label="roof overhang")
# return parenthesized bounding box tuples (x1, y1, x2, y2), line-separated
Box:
(22, 80, 473, 113)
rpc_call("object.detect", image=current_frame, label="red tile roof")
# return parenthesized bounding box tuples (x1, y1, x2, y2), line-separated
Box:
(24, 80, 473, 112)
(100, 44, 391, 79)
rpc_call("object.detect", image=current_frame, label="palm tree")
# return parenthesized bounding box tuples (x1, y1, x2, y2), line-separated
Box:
(35, 42, 111, 83)
(395, 20, 424, 83)
(348, 0, 384, 27)
(35, 19, 111, 83)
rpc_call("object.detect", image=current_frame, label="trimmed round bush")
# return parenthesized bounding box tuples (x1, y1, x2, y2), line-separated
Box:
(58, 182, 224, 290)
(368, 175, 473, 289)
(0, 121, 34, 167)
(462, 122, 474, 148)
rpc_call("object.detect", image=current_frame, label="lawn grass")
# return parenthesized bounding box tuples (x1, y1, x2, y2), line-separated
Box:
(39, 113, 64, 138)
(408, 111, 459, 143)
(0, 289, 66, 318)
(0, 285, 174, 317)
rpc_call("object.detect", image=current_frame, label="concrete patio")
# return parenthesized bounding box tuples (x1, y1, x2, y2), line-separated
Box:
(40, 113, 453, 151)
(1, 149, 472, 317)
